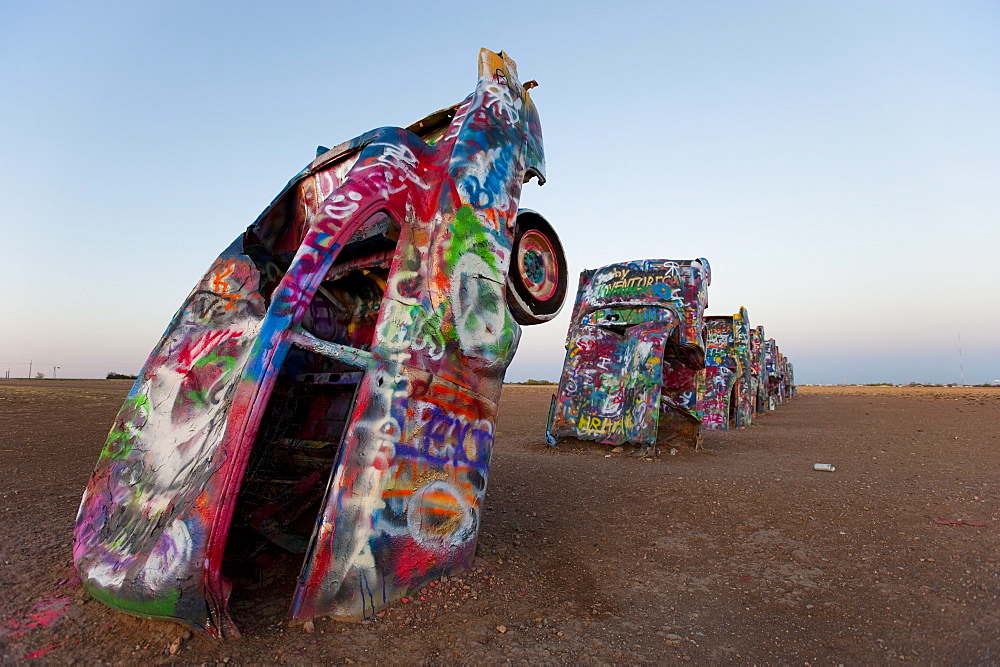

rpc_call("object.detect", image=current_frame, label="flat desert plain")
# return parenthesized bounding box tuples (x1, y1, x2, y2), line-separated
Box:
(1, 381, 997, 663)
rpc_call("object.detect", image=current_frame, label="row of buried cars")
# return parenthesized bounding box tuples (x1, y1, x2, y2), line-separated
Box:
(545, 258, 795, 456)
(72, 49, 792, 637)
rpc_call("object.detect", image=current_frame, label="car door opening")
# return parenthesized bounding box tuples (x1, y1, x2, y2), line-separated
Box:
(221, 215, 399, 619)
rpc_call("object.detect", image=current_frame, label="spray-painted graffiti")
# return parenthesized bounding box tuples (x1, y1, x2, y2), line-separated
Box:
(697, 307, 754, 430)
(765, 338, 785, 410)
(732, 308, 756, 425)
(745, 328, 796, 414)
(546, 258, 711, 455)
(774, 350, 795, 402)
(751, 326, 767, 415)
(74, 49, 566, 637)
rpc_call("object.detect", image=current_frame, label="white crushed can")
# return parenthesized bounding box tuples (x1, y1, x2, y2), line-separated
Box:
(813, 463, 836, 472)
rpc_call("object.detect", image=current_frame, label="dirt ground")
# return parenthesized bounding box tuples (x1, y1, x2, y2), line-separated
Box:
(1, 380, 998, 664)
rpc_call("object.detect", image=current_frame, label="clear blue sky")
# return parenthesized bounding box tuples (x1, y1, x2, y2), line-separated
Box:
(2, 1, 998, 384)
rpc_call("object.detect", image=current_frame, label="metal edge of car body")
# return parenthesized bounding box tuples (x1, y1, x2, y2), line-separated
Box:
(73, 48, 557, 637)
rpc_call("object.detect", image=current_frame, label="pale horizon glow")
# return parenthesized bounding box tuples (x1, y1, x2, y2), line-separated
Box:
(2, 1, 998, 385)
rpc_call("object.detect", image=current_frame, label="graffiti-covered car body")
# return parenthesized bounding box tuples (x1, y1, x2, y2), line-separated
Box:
(73, 49, 566, 637)
(698, 307, 754, 429)
(765, 338, 784, 409)
(776, 352, 794, 401)
(750, 325, 768, 415)
(545, 258, 711, 451)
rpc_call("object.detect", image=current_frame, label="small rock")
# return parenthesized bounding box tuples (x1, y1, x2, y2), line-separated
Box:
(303, 620, 315, 633)
(611, 446, 624, 453)
(497, 625, 507, 634)
(168, 637, 182, 655)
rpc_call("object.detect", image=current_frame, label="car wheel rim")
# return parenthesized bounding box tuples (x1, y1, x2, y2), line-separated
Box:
(518, 229, 559, 301)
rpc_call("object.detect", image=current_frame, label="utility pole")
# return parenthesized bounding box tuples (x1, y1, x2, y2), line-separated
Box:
(958, 332, 965, 387)
(28, 360, 32, 379)
(53, 365, 59, 379)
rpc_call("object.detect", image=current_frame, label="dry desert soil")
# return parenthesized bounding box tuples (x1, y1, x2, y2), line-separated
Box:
(1, 380, 998, 664)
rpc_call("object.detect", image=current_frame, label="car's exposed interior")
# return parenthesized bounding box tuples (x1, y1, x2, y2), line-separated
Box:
(222, 209, 401, 614)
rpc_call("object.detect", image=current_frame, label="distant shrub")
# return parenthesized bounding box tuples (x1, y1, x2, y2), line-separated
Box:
(521, 379, 555, 385)
(106, 372, 138, 380)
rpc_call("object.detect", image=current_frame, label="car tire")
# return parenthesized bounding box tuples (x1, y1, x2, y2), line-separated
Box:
(506, 209, 567, 325)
